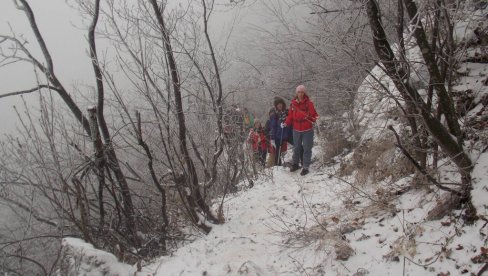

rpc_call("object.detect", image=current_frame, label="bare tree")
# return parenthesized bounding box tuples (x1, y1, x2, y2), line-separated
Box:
(364, 0, 475, 220)
(249, 0, 477, 221)
(0, 0, 238, 273)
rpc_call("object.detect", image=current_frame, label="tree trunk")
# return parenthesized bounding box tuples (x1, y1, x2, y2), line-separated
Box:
(149, 0, 219, 232)
(135, 111, 168, 253)
(88, 107, 106, 232)
(201, 0, 225, 186)
(87, 0, 139, 246)
(403, 0, 463, 145)
(18, 0, 92, 136)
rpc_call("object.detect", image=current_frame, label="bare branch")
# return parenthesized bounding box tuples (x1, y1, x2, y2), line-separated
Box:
(388, 125, 461, 196)
(17, 0, 54, 73)
(0, 34, 48, 72)
(0, 197, 58, 227)
(0, 84, 60, 99)
(3, 253, 48, 276)
(310, 4, 361, 15)
(202, 0, 224, 184)
(3, 3, 92, 136)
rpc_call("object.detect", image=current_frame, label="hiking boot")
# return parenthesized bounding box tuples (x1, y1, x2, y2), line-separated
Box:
(290, 163, 300, 172)
(300, 168, 309, 176)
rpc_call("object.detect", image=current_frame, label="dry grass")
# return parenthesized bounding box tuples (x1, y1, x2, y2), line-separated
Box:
(322, 129, 354, 162)
(338, 134, 415, 185)
(319, 119, 357, 163)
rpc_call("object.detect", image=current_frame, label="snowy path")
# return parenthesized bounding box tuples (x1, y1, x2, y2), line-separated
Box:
(142, 163, 350, 275)
(139, 151, 488, 276)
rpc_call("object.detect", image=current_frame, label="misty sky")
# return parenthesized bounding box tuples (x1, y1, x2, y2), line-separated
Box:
(0, 1, 240, 135)
(0, 0, 309, 135)
(0, 1, 97, 135)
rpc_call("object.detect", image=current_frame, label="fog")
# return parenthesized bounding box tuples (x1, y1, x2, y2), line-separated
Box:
(0, 1, 95, 134)
(0, 0, 314, 135)
(0, 1, 228, 134)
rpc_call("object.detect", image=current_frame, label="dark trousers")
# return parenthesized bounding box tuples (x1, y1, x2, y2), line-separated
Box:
(255, 149, 267, 166)
(274, 139, 284, 166)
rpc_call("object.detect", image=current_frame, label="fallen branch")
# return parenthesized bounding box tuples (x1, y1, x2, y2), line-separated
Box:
(478, 263, 488, 276)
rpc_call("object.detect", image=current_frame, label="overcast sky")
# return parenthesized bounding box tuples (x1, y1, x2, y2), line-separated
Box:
(0, 0, 249, 135)
(0, 0, 95, 135)
(0, 0, 309, 135)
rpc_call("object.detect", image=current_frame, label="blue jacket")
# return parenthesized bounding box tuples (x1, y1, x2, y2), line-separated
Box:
(269, 110, 292, 141)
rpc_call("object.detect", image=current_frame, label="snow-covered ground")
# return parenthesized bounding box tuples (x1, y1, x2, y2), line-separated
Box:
(60, 4, 488, 275)
(62, 143, 488, 275)
(141, 153, 488, 276)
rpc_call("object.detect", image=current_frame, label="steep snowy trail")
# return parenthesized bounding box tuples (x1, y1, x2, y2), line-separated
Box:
(144, 159, 349, 275)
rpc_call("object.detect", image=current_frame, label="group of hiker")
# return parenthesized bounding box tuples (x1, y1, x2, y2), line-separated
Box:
(223, 84, 318, 176)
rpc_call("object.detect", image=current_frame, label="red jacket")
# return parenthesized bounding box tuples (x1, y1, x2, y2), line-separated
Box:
(247, 127, 267, 151)
(284, 95, 318, 132)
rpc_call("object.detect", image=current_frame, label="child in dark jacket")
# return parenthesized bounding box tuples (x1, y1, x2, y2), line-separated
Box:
(269, 97, 292, 166)
(247, 119, 267, 166)
(264, 108, 276, 167)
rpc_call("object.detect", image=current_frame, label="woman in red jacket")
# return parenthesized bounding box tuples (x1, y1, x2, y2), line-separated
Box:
(283, 85, 318, 175)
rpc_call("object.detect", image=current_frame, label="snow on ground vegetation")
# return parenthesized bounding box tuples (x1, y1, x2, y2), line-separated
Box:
(60, 4, 488, 276)
(63, 145, 488, 275)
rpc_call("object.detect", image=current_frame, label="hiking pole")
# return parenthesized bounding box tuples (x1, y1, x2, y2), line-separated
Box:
(277, 121, 285, 165)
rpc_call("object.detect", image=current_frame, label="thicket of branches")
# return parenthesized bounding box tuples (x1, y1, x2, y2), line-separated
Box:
(361, 0, 477, 218)
(0, 0, 261, 274)
(312, 0, 479, 219)
(244, 0, 481, 222)
(0, 0, 485, 275)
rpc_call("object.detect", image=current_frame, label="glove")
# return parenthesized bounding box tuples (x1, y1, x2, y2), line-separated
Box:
(271, 140, 276, 148)
(280, 122, 286, 128)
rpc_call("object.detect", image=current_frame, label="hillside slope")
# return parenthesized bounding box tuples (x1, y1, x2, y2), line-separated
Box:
(60, 143, 488, 275)
(58, 4, 488, 276)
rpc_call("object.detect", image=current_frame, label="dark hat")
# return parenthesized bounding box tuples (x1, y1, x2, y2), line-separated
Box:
(273, 97, 286, 108)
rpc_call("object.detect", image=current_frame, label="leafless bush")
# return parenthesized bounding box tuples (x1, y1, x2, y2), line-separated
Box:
(318, 117, 357, 163)
(338, 131, 415, 186)
(0, 0, 249, 273)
